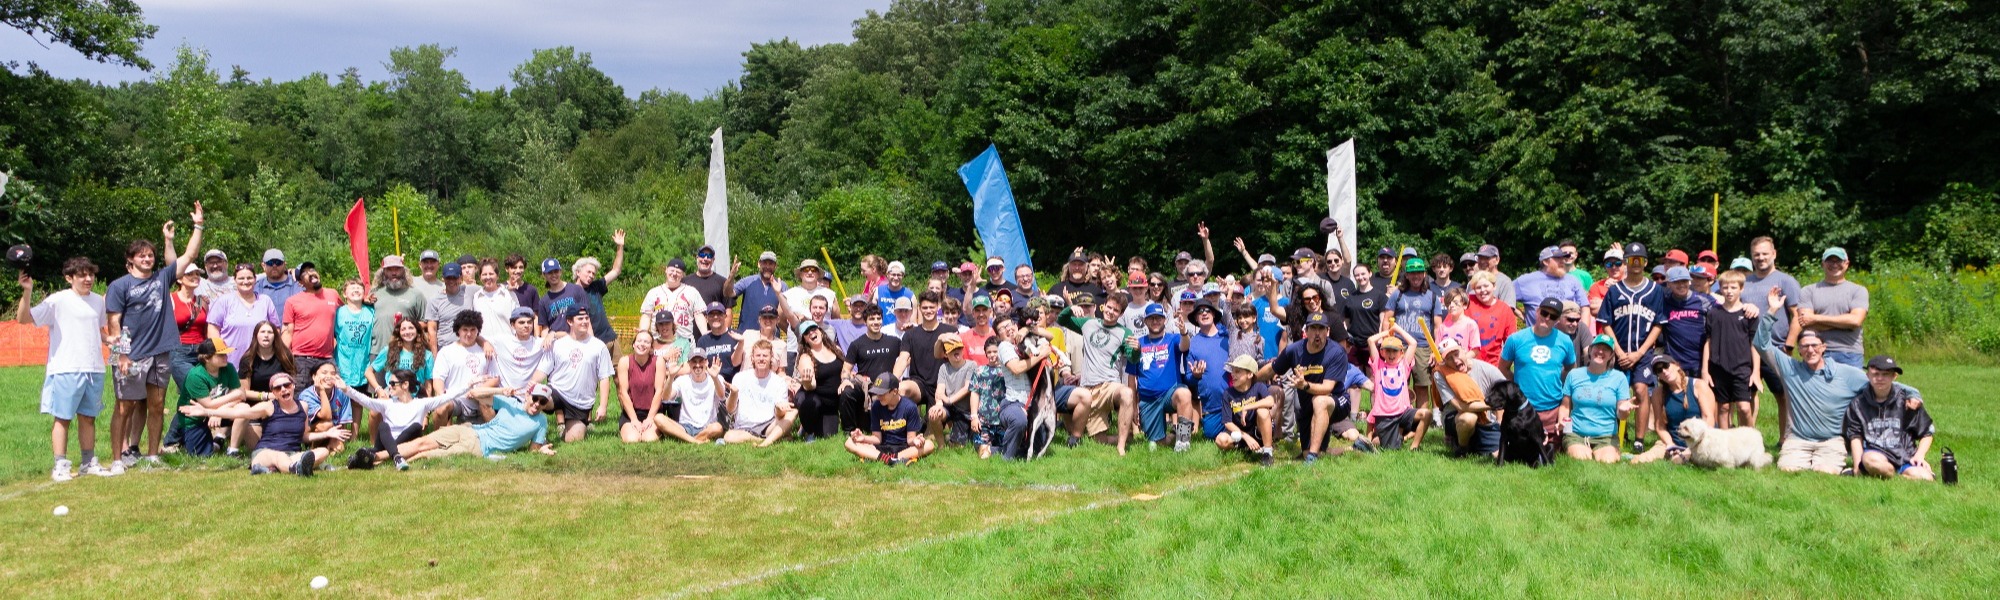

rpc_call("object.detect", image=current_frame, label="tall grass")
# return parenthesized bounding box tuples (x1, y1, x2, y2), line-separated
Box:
(1853, 262, 2000, 365)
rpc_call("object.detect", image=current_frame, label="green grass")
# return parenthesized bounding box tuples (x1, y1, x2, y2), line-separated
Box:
(0, 365, 1994, 598)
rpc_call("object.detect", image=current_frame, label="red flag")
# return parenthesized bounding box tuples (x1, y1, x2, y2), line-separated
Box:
(344, 198, 370, 287)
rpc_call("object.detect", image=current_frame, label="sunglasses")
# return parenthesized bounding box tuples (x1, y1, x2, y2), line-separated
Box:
(1626, 257, 1650, 266)
(1186, 271, 1207, 276)
(1564, 317, 1582, 323)
(1604, 259, 1624, 268)
(273, 383, 295, 390)
(697, 253, 714, 259)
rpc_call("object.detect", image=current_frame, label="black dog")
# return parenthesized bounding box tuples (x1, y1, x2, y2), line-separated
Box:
(1492, 381, 1552, 467)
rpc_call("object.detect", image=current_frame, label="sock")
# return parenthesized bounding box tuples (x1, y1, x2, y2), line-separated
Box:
(80, 450, 95, 464)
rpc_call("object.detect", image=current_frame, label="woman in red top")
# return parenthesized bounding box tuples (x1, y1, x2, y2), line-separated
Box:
(165, 264, 210, 449)
(1464, 271, 1518, 365)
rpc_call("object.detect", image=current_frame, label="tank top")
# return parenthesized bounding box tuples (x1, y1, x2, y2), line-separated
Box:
(256, 401, 309, 453)
(628, 354, 659, 411)
(809, 350, 842, 399)
(1662, 384, 1703, 447)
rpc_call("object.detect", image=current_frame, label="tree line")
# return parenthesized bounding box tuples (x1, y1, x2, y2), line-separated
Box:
(4, 0, 1999, 293)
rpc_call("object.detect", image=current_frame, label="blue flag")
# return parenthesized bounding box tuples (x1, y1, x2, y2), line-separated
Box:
(958, 144, 1032, 275)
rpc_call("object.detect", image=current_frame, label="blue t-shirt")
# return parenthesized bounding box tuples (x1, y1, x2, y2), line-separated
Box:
(1386, 286, 1444, 350)
(1501, 328, 1577, 411)
(1268, 339, 1352, 396)
(1184, 329, 1232, 412)
(868, 397, 922, 451)
(1661, 292, 1713, 373)
(540, 283, 591, 333)
(105, 267, 178, 358)
(1127, 333, 1186, 396)
(873, 285, 915, 326)
(473, 395, 549, 454)
(1252, 296, 1288, 358)
(334, 305, 375, 387)
(732, 275, 786, 331)
(1515, 270, 1587, 327)
(1563, 368, 1631, 437)
(1596, 280, 1666, 352)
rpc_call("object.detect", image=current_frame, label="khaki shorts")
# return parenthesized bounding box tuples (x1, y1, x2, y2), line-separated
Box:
(1081, 383, 1121, 436)
(426, 425, 484, 458)
(1777, 436, 1847, 474)
(1411, 349, 1434, 387)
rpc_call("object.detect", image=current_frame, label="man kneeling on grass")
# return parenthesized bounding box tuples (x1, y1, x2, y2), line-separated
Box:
(846, 373, 935, 466)
(177, 373, 349, 476)
(396, 384, 558, 461)
(1843, 356, 1936, 481)
(1214, 355, 1275, 466)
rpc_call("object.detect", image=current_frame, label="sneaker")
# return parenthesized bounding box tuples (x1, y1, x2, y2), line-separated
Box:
(1067, 434, 1082, 449)
(348, 451, 376, 471)
(714, 439, 727, 446)
(51, 460, 73, 482)
(394, 457, 410, 471)
(140, 455, 163, 467)
(87, 460, 125, 477)
(118, 449, 139, 468)
(1258, 447, 1276, 467)
(293, 452, 316, 477)
(1352, 439, 1378, 454)
(1630, 440, 1647, 455)
(249, 464, 272, 475)
(1173, 421, 1192, 452)
(1303, 452, 1319, 465)
(882, 455, 903, 467)
(225, 447, 242, 458)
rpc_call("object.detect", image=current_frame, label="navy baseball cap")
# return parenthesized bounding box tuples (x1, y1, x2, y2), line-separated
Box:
(1303, 312, 1331, 329)
(540, 258, 562, 273)
(704, 302, 727, 314)
(868, 373, 901, 396)
(441, 263, 462, 278)
(930, 261, 949, 273)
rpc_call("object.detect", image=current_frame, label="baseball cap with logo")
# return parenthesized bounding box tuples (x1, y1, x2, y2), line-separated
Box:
(1622, 242, 1649, 259)
(705, 302, 728, 314)
(867, 373, 901, 396)
(1068, 250, 1088, 263)
(1538, 246, 1565, 261)
(1689, 265, 1713, 280)
(1303, 311, 1331, 329)
(1404, 258, 1428, 273)
(1866, 355, 1903, 374)
(1537, 297, 1565, 317)
(441, 263, 462, 278)
(1143, 303, 1168, 318)
(930, 261, 949, 273)
(540, 258, 562, 273)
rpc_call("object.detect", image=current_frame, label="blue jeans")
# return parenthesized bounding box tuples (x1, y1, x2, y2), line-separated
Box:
(996, 401, 1028, 460)
(175, 422, 215, 457)
(1827, 351, 1864, 369)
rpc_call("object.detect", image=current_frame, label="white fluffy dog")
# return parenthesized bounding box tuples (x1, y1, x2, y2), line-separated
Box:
(1678, 419, 1773, 469)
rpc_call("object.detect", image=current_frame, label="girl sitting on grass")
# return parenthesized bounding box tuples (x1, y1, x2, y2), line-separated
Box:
(345, 368, 463, 471)
(178, 372, 348, 476)
(296, 361, 355, 456)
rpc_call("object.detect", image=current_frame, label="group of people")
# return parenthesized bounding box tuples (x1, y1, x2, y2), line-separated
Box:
(18, 205, 1939, 482)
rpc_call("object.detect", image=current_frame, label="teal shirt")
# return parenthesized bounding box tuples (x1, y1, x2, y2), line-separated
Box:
(473, 395, 548, 454)
(1562, 368, 1630, 437)
(335, 305, 375, 387)
(369, 347, 433, 386)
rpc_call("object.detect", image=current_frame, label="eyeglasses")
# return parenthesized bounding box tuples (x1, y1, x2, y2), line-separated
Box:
(1604, 259, 1624, 268)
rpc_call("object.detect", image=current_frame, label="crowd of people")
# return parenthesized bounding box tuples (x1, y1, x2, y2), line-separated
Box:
(16, 204, 1940, 482)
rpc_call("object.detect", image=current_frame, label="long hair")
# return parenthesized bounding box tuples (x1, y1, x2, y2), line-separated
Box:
(385, 315, 433, 373)
(239, 320, 297, 376)
(801, 324, 845, 364)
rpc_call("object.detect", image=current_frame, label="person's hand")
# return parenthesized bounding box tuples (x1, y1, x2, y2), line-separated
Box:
(16, 272, 30, 291)
(1616, 400, 1635, 414)
(730, 258, 742, 278)
(1906, 396, 1924, 411)
(612, 229, 626, 247)
(117, 354, 131, 377)
(364, 292, 378, 305)
(327, 428, 353, 442)
(970, 414, 983, 433)
(591, 409, 605, 423)
(1233, 237, 1248, 253)
(190, 201, 205, 227)
(1291, 367, 1310, 390)
(1196, 222, 1209, 240)
(1765, 288, 1785, 314)
(1615, 351, 1636, 369)
(786, 376, 801, 395)
(1796, 312, 1817, 328)
(1191, 360, 1207, 378)
(162, 220, 176, 240)
(1742, 302, 1760, 320)
(537, 445, 558, 456)
(178, 405, 205, 417)
(849, 429, 864, 441)
(663, 345, 682, 363)
(1912, 457, 1930, 470)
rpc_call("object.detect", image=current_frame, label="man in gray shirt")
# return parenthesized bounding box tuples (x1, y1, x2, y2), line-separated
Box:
(1796, 246, 1868, 368)
(1741, 236, 1805, 437)
(1057, 295, 1137, 453)
(423, 263, 476, 347)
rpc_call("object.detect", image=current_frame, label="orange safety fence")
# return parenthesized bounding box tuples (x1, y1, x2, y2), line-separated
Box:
(0, 317, 657, 368)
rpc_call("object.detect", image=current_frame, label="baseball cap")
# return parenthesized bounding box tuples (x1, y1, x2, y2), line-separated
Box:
(1403, 257, 1428, 273)
(1822, 247, 1848, 262)
(1867, 355, 1902, 374)
(509, 307, 536, 321)
(538, 258, 562, 273)
(971, 296, 991, 309)
(886, 261, 905, 275)
(1174, 251, 1193, 262)
(930, 261, 949, 273)
(1651, 265, 1667, 278)
(1730, 256, 1752, 271)
(1602, 246, 1625, 260)
(181, 263, 203, 276)
(1561, 300, 1581, 315)
(1178, 290, 1199, 302)
(1068, 250, 1088, 263)
(1665, 266, 1692, 282)
(1303, 311, 1330, 329)
(796, 258, 822, 273)
(758, 250, 778, 263)
(1537, 246, 1564, 261)
(937, 333, 964, 357)
(1069, 292, 1096, 306)
(1143, 303, 1168, 318)
(846, 294, 869, 307)
(892, 297, 913, 311)
(1292, 248, 1317, 260)
(457, 254, 477, 265)
(867, 373, 901, 396)
(296, 261, 318, 273)
(1458, 252, 1478, 266)
(991, 287, 1013, 299)
(1226, 354, 1259, 373)
(267, 372, 294, 389)
(1649, 354, 1676, 371)
(206, 335, 233, 358)
(1376, 247, 1394, 258)
(262, 249, 286, 265)
(419, 250, 440, 262)
(1590, 334, 1615, 349)
(441, 263, 462, 278)
(1689, 265, 1713, 280)
(1436, 337, 1465, 358)
(1476, 244, 1500, 258)
(1400, 247, 1419, 258)
(1318, 216, 1340, 234)
(654, 309, 678, 324)
(986, 256, 1005, 269)
(1380, 336, 1406, 351)
(704, 302, 727, 314)
(1663, 249, 1690, 264)
(796, 320, 819, 337)
(666, 258, 687, 272)
(560, 305, 586, 321)
(1201, 282, 1222, 295)
(525, 383, 553, 400)
(758, 305, 779, 318)
(1622, 242, 1649, 259)
(203, 249, 227, 261)
(1257, 253, 1276, 266)
(696, 244, 715, 256)
(958, 261, 977, 273)
(1697, 250, 1719, 264)
(1536, 297, 1564, 317)
(381, 255, 406, 269)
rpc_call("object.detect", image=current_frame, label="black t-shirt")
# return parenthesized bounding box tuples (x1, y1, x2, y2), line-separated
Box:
(1341, 287, 1386, 345)
(870, 397, 921, 452)
(583, 279, 615, 344)
(246, 354, 288, 393)
(1049, 280, 1107, 305)
(694, 330, 741, 381)
(850, 334, 902, 379)
(898, 323, 948, 386)
(1704, 303, 1757, 378)
(1325, 276, 1357, 305)
(684, 271, 731, 307)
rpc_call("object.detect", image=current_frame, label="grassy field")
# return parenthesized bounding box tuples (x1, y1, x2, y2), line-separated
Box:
(0, 365, 1995, 598)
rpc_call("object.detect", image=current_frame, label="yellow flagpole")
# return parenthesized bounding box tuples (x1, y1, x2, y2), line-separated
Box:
(393, 206, 402, 256)
(1711, 193, 1719, 253)
(821, 247, 849, 307)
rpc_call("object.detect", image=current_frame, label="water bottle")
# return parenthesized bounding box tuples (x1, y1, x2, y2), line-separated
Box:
(1941, 448, 1957, 485)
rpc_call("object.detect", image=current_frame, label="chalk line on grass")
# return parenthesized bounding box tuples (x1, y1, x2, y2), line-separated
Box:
(659, 466, 1250, 599)
(0, 480, 59, 503)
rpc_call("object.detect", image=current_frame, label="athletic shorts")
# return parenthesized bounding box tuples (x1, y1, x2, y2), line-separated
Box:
(41, 372, 106, 420)
(426, 424, 483, 458)
(1466, 423, 1502, 456)
(1135, 386, 1183, 442)
(551, 390, 591, 424)
(1201, 411, 1229, 441)
(734, 419, 773, 438)
(1052, 385, 1078, 413)
(1619, 350, 1659, 386)
(114, 351, 172, 400)
(1563, 433, 1618, 450)
(1708, 368, 1754, 403)
(1371, 410, 1413, 449)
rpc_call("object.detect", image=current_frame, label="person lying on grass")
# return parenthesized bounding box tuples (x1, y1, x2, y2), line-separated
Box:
(658, 352, 726, 444)
(395, 384, 558, 461)
(1631, 357, 1714, 465)
(296, 361, 356, 456)
(845, 373, 934, 466)
(344, 368, 468, 470)
(1559, 335, 1634, 464)
(1843, 355, 1936, 481)
(178, 372, 348, 476)
(1365, 324, 1419, 451)
(1214, 354, 1275, 466)
(724, 340, 799, 446)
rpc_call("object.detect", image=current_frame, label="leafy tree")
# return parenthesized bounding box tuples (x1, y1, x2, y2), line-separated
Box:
(1, 0, 157, 68)
(386, 44, 474, 199)
(510, 46, 629, 140)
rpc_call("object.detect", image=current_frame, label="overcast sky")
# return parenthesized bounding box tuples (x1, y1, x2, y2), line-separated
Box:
(2, 0, 891, 96)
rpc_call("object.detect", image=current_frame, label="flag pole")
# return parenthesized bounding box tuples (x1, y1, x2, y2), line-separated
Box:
(393, 206, 402, 256)
(1711, 193, 1719, 253)
(821, 247, 849, 309)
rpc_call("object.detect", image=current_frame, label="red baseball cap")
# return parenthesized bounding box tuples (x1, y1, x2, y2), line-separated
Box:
(1697, 250, 1719, 263)
(1663, 249, 1690, 264)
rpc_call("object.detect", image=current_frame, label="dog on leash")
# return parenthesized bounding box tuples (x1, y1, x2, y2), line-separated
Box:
(1492, 381, 1550, 468)
(1678, 419, 1773, 469)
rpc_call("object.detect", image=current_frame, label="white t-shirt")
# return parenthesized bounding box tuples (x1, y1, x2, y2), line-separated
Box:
(739, 330, 796, 372)
(672, 374, 720, 430)
(33, 289, 107, 374)
(994, 341, 1032, 405)
(729, 370, 789, 426)
(640, 283, 707, 336)
(349, 392, 455, 438)
(432, 342, 495, 396)
(470, 287, 518, 347)
(782, 285, 839, 321)
(493, 334, 551, 390)
(547, 335, 613, 409)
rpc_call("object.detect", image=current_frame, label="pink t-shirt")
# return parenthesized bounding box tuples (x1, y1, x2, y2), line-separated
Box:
(1434, 315, 1481, 356)
(1368, 353, 1414, 421)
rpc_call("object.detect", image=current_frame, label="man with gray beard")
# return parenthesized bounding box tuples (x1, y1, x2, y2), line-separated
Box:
(370, 255, 428, 355)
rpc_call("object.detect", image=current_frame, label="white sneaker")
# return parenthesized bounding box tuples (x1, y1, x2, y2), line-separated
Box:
(118, 450, 139, 468)
(140, 455, 163, 467)
(81, 460, 121, 477)
(51, 460, 73, 482)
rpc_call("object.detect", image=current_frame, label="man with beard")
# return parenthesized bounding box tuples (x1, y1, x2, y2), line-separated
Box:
(256, 249, 301, 309)
(1049, 249, 1107, 306)
(502, 253, 541, 319)
(281, 261, 341, 380)
(369, 255, 428, 355)
(642, 258, 708, 337)
(197, 249, 232, 301)
(538, 258, 593, 336)
(733, 251, 788, 332)
(411, 250, 446, 300)
(106, 202, 205, 468)
(683, 244, 734, 308)
(422, 262, 477, 348)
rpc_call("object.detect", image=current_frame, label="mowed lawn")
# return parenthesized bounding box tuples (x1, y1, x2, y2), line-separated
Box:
(0, 365, 1996, 598)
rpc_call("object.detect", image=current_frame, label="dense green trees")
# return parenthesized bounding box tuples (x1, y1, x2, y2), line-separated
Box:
(4, 0, 1999, 290)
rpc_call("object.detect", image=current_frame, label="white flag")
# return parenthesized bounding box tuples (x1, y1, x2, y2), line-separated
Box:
(1326, 139, 1357, 262)
(704, 128, 730, 269)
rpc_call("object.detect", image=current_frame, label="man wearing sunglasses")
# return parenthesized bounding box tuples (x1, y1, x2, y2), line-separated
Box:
(1516, 246, 1588, 329)
(1597, 242, 1665, 452)
(683, 245, 735, 309)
